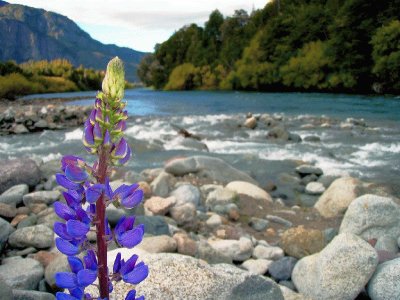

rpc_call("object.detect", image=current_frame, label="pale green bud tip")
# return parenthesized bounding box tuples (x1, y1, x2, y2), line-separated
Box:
(102, 56, 125, 100)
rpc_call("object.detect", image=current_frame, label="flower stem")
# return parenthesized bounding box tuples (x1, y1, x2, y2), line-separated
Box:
(96, 147, 109, 299)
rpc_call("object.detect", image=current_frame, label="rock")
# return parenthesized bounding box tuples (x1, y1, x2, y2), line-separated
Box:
(206, 214, 222, 228)
(38, 160, 60, 181)
(266, 215, 292, 227)
(150, 171, 173, 197)
(280, 226, 326, 259)
(267, 126, 290, 140)
(295, 164, 323, 177)
(44, 255, 69, 288)
(292, 233, 378, 300)
(144, 196, 176, 215)
(33, 251, 58, 268)
(22, 191, 60, 207)
(34, 119, 49, 129)
(244, 116, 257, 129)
(305, 182, 325, 195)
(253, 245, 284, 261)
(249, 217, 269, 231)
(268, 256, 298, 281)
(135, 216, 170, 236)
(169, 203, 197, 226)
(0, 217, 13, 252)
(106, 205, 127, 226)
(43, 175, 57, 191)
(0, 257, 44, 289)
(208, 237, 253, 262)
(87, 249, 284, 300)
(12, 124, 29, 134)
(288, 133, 302, 143)
(8, 224, 54, 249)
(173, 233, 198, 257)
(367, 257, 400, 300)
(0, 184, 28, 206)
(165, 156, 257, 185)
(339, 194, 400, 252)
(178, 137, 209, 152)
(0, 202, 17, 218)
(279, 285, 312, 300)
(12, 290, 55, 300)
(170, 184, 201, 207)
(303, 136, 321, 142)
(137, 235, 177, 253)
(226, 181, 272, 204)
(37, 208, 61, 228)
(17, 214, 38, 229)
(0, 159, 41, 194)
(0, 277, 13, 300)
(314, 177, 361, 218)
(206, 187, 237, 209)
(241, 259, 273, 275)
(196, 240, 232, 264)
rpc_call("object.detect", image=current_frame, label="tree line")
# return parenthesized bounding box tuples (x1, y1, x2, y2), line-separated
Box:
(138, 0, 400, 94)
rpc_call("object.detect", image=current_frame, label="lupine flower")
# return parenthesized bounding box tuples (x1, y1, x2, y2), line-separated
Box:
(54, 57, 148, 300)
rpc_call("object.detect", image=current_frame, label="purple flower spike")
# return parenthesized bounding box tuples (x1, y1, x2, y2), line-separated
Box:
(65, 164, 88, 183)
(54, 202, 75, 221)
(94, 122, 102, 141)
(56, 174, 82, 190)
(83, 122, 95, 147)
(118, 144, 131, 165)
(67, 219, 90, 238)
(122, 262, 149, 285)
(103, 130, 111, 147)
(121, 189, 144, 209)
(114, 138, 128, 158)
(56, 292, 80, 300)
(55, 272, 78, 289)
(77, 269, 97, 287)
(85, 184, 104, 204)
(117, 224, 144, 249)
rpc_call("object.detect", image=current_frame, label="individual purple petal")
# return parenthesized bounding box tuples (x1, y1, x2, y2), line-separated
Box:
(61, 155, 83, 172)
(69, 287, 84, 299)
(95, 98, 101, 108)
(56, 174, 81, 190)
(120, 254, 138, 275)
(109, 281, 114, 293)
(122, 262, 149, 285)
(121, 189, 144, 209)
(125, 290, 137, 300)
(66, 219, 90, 238)
(115, 120, 127, 132)
(75, 207, 91, 224)
(68, 256, 84, 274)
(105, 218, 112, 241)
(113, 138, 128, 158)
(113, 183, 138, 199)
(113, 252, 122, 273)
(89, 109, 96, 124)
(77, 269, 97, 287)
(56, 238, 79, 256)
(83, 122, 94, 147)
(65, 164, 88, 183)
(103, 130, 111, 147)
(118, 144, 131, 165)
(55, 272, 78, 289)
(93, 122, 102, 142)
(135, 296, 145, 300)
(95, 108, 103, 122)
(56, 292, 79, 300)
(105, 177, 113, 199)
(54, 202, 75, 220)
(117, 225, 144, 248)
(115, 216, 135, 237)
(84, 250, 98, 271)
(85, 184, 103, 204)
(54, 222, 73, 241)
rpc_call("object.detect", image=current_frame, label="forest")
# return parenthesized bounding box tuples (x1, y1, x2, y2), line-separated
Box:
(0, 59, 104, 99)
(138, 0, 400, 94)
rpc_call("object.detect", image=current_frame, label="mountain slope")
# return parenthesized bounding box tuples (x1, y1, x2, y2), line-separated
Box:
(0, 2, 146, 81)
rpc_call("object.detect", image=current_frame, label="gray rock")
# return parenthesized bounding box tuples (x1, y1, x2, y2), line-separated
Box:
(37, 208, 61, 228)
(0, 184, 29, 206)
(268, 256, 298, 281)
(165, 156, 257, 185)
(150, 171, 173, 197)
(12, 290, 55, 300)
(137, 235, 177, 253)
(288, 133, 302, 143)
(266, 215, 293, 227)
(305, 182, 325, 195)
(106, 205, 127, 226)
(169, 203, 197, 226)
(0, 217, 13, 252)
(170, 183, 201, 207)
(0, 257, 44, 290)
(295, 164, 323, 177)
(179, 137, 209, 152)
(196, 240, 232, 264)
(8, 224, 54, 249)
(205, 187, 237, 209)
(267, 126, 290, 141)
(209, 237, 253, 262)
(206, 214, 222, 228)
(249, 217, 269, 231)
(367, 258, 400, 300)
(226, 181, 272, 204)
(0, 158, 41, 194)
(44, 255, 69, 288)
(292, 233, 378, 300)
(17, 214, 38, 229)
(13, 124, 29, 134)
(241, 259, 273, 275)
(87, 249, 284, 300)
(339, 194, 400, 253)
(22, 191, 60, 207)
(34, 119, 49, 129)
(135, 216, 170, 236)
(43, 175, 57, 191)
(303, 135, 321, 143)
(253, 245, 284, 260)
(39, 160, 60, 181)
(0, 277, 13, 300)
(279, 285, 312, 300)
(317, 175, 338, 188)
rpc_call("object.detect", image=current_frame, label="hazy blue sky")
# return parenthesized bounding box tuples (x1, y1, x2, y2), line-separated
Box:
(6, 0, 268, 52)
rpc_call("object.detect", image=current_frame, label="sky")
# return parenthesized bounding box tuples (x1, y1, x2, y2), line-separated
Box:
(6, 0, 268, 53)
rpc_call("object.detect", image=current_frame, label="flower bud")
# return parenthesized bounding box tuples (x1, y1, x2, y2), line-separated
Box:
(102, 57, 125, 101)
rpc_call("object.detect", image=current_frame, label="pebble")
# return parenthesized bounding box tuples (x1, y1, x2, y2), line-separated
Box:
(305, 182, 325, 195)
(252, 245, 284, 260)
(8, 224, 54, 249)
(241, 258, 273, 275)
(266, 215, 293, 227)
(268, 256, 298, 281)
(0, 202, 17, 218)
(206, 214, 222, 228)
(249, 217, 269, 231)
(144, 196, 176, 215)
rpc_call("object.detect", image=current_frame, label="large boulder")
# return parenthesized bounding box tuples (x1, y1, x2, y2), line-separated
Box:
(367, 258, 400, 300)
(314, 177, 361, 218)
(165, 156, 257, 185)
(8, 224, 54, 249)
(339, 194, 400, 252)
(86, 248, 284, 300)
(226, 181, 272, 204)
(0, 257, 44, 290)
(0, 159, 41, 194)
(292, 233, 378, 300)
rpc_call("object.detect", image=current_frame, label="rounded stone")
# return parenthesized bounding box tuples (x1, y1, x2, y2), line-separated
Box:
(0, 257, 44, 290)
(305, 182, 325, 195)
(8, 224, 54, 249)
(170, 184, 201, 207)
(268, 256, 298, 281)
(0, 184, 29, 206)
(368, 258, 400, 300)
(226, 181, 272, 204)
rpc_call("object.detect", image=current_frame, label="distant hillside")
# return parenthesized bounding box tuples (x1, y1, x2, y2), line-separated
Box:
(0, 2, 146, 81)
